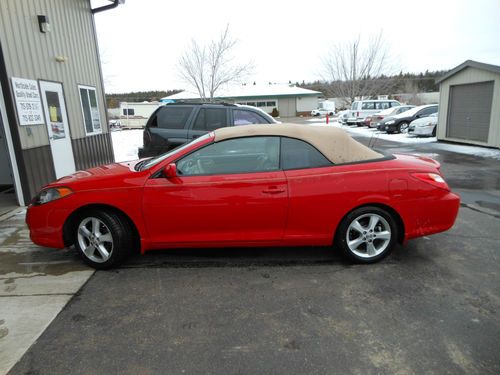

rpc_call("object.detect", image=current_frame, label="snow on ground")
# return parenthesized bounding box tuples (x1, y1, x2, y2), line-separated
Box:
(431, 142, 500, 160)
(109, 124, 500, 163)
(306, 120, 437, 143)
(304, 120, 500, 159)
(111, 129, 143, 162)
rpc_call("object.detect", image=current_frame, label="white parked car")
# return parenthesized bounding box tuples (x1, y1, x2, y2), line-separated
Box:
(347, 100, 401, 125)
(408, 112, 438, 137)
(311, 108, 335, 117)
(337, 110, 350, 124)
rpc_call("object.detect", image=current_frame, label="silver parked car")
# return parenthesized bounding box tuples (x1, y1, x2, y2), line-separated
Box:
(408, 112, 438, 137)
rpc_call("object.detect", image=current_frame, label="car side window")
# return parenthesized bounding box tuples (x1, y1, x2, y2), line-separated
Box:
(157, 107, 193, 129)
(280, 137, 332, 170)
(233, 109, 268, 125)
(361, 102, 375, 110)
(419, 107, 437, 117)
(193, 108, 228, 131)
(177, 137, 280, 176)
(376, 102, 390, 110)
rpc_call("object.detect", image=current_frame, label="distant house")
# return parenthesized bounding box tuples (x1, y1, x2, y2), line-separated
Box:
(162, 84, 322, 117)
(436, 60, 500, 148)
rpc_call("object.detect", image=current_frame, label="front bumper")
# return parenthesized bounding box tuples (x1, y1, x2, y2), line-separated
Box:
(377, 123, 397, 132)
(26, 203, 71, 249)
(408, 125, 434, 136)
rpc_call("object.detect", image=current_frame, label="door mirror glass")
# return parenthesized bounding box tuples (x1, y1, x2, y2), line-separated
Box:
(164, 163, 177, 178)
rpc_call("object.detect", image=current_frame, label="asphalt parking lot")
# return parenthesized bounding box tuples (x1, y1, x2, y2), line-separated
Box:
(5, 126, 500, 374)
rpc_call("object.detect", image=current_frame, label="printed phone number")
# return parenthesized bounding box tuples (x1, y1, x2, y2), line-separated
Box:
(22, 114, 43, 122)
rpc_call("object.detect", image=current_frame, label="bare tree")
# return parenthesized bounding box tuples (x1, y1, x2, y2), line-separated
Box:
(178, 25, 252, 101)
(321, 32, 397, 105)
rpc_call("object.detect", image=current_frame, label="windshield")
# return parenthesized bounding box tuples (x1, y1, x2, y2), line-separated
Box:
(138, 133, 212, 171)
(399, 106, 432, 117)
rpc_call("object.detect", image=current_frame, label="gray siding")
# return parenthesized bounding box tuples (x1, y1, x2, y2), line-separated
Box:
(0, 0, 115, 204)
(72, 133, 114, 170)
(21, 146, 56, 200)
(0, 0, 109, 148)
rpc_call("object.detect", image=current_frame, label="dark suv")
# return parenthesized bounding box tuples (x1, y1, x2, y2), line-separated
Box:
(138, 103, 277, 157)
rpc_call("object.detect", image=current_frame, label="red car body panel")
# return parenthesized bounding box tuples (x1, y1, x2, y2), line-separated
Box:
(26, 134, 460, 254)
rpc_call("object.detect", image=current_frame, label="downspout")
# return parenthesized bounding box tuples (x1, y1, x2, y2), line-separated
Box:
(92, 0, 123, 14)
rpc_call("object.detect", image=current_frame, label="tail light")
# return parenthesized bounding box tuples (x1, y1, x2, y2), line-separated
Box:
(411, 173, 450, 191)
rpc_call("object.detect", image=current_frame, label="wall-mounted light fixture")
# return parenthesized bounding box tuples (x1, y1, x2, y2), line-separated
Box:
(37, 15, 51, 33)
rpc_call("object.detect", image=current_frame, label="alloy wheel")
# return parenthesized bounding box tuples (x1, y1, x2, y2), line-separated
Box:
(346, 213, 392, 258)
(77, 217, 114, 263)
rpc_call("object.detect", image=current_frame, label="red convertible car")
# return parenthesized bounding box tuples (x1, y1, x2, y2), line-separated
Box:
(27, 124, 460, 269)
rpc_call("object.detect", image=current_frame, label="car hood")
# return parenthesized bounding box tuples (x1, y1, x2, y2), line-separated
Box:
(379, 116, 396, 124)
(48, 160, 149, 190)
(411, 116, 438, 126)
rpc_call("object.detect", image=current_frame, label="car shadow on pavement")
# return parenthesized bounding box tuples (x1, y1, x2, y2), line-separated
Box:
(120, 244, 409, 269)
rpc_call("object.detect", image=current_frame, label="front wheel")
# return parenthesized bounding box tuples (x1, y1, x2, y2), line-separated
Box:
(398, 122, 409, 133)
(335, 206, 398, 263)
(74, 210, 133, 269)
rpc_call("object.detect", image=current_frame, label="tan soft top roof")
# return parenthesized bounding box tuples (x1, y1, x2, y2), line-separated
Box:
(213, 123, 383, 164)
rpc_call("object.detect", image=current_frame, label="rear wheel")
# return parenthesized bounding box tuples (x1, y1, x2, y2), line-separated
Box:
(336, 206, 398, 263)
(74, 210, 132, 269)
(432, 126, 437, 137)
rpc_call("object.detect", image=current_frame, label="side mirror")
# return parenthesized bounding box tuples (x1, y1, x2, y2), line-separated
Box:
(163, 163, 177, 178)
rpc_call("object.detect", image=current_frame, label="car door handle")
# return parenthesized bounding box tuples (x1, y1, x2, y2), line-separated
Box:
(262, 187, 285, 194)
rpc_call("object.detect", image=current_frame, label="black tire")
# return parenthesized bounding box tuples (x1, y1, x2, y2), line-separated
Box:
(335, 206, 398, 264)
(74, 209, 133, 269)
(398, 121, 409, 133)
(432, 126, 436, 137)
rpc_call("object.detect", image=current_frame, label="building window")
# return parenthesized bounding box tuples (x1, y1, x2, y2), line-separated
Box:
(122, 108, 135, 116)
(78, 85, 102, 135)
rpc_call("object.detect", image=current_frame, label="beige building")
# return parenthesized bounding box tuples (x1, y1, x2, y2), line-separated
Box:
(436, 60, 500, 148)
(164, 84, 322, 117)
(0, 0, 121, 207)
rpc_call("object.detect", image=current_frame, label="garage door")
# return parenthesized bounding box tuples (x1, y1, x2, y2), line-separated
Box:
(278, 98, 296, 117)
(447, 81, 494, 142)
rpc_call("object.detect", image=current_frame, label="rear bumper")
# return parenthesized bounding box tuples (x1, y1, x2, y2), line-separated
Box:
(402, 191, 460, 241)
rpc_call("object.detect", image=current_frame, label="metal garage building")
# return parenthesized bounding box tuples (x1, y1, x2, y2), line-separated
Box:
(436, 60, 500, 148)
(163, 84, 322, 118)
(0, 0, 120, 207)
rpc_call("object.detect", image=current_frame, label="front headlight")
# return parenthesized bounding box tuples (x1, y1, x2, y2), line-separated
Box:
(386, 120, 395, 125)
(32, 187, 73, 206)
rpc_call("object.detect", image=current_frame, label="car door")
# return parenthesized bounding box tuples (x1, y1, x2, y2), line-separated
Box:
(187, 107, 230, 141)
(142, 136, 288, 246)
(149, 106, 194, 151)
(279, 137, 339, 243)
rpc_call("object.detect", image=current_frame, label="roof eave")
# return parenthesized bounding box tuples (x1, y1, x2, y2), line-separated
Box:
(436, 60, 500, 84)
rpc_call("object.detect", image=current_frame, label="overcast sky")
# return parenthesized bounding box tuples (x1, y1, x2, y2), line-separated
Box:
(92, 0, 500, 93)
